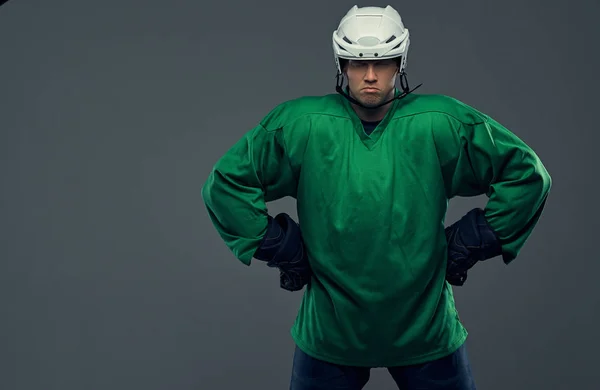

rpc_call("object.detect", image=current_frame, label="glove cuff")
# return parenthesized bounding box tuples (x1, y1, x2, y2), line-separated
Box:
(267, 213, 304, 268)
(467, 208, 503, 260)
(253, 215, 285, 261)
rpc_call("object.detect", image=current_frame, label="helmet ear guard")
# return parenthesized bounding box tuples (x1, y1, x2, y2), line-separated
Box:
(331, 5, 422, 109)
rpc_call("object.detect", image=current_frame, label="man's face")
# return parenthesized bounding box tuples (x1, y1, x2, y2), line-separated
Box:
(344, 59, 399, 108)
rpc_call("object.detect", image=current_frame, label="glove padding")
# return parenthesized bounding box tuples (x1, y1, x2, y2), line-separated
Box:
(445, 208, 502, 286)
(254, 213, 312, 292)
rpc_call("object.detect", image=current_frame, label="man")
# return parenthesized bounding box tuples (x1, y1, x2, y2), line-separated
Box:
(201, 5, 551, 390)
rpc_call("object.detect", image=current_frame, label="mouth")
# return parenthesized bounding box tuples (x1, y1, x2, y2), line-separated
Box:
(361, 87, 379, 93)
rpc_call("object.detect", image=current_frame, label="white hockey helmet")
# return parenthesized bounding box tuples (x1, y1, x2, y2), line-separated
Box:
(332, 5, 410, 75)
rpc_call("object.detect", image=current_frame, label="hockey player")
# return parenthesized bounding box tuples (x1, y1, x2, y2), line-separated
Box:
(201, 5, 551, 389)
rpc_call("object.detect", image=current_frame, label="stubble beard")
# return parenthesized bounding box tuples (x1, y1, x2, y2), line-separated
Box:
(355, 87, 396, 108)
(359, 91, 385, 108)
(349, 88, 396, 121)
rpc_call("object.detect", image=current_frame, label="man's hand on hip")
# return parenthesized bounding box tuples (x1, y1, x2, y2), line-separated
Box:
(445, 208, 503, 286)
(254, 213, 312, 292)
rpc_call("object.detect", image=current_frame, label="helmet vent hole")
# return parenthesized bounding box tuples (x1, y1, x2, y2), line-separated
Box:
(385, 35, 397, 43)
(343, 36, 353, 44)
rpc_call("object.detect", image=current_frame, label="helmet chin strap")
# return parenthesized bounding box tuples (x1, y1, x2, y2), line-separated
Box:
(335, 71, 423, 110)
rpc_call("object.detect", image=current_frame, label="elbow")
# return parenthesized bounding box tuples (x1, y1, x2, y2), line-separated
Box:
(200, 171, 215, 206)
(538, 163, 552, 198)
(528, 153, 552, 198)
(200, 180, 209, 202)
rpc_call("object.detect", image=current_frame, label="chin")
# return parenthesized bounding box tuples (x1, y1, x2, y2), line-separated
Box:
(359, 95, 384, 107)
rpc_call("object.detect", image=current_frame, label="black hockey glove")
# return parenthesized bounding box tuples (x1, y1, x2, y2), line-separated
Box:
(253, 213, 312, 292)
(445, 208, 503, 286)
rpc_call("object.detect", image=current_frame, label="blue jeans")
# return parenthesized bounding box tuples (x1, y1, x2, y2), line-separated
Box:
(290, 343, 477, 390)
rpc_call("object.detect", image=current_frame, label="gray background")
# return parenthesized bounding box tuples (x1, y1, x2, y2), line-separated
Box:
(0, 0, 598, 389)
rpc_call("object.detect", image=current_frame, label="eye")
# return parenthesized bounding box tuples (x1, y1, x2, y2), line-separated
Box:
(375, 60, 395, 69)
(349, 61, 367, 68)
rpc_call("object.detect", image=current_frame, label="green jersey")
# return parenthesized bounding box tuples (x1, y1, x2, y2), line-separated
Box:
(201, 89, 551, 367)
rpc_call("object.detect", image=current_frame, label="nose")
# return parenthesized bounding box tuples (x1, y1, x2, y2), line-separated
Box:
(364, 64, 377, 81)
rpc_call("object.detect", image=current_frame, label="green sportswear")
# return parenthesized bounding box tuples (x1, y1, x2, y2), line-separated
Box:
(201, 89, 552, 367)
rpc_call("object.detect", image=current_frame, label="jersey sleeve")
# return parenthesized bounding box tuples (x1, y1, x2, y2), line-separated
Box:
(443, 114, 552, 264)
(201, 124, 298, 265)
